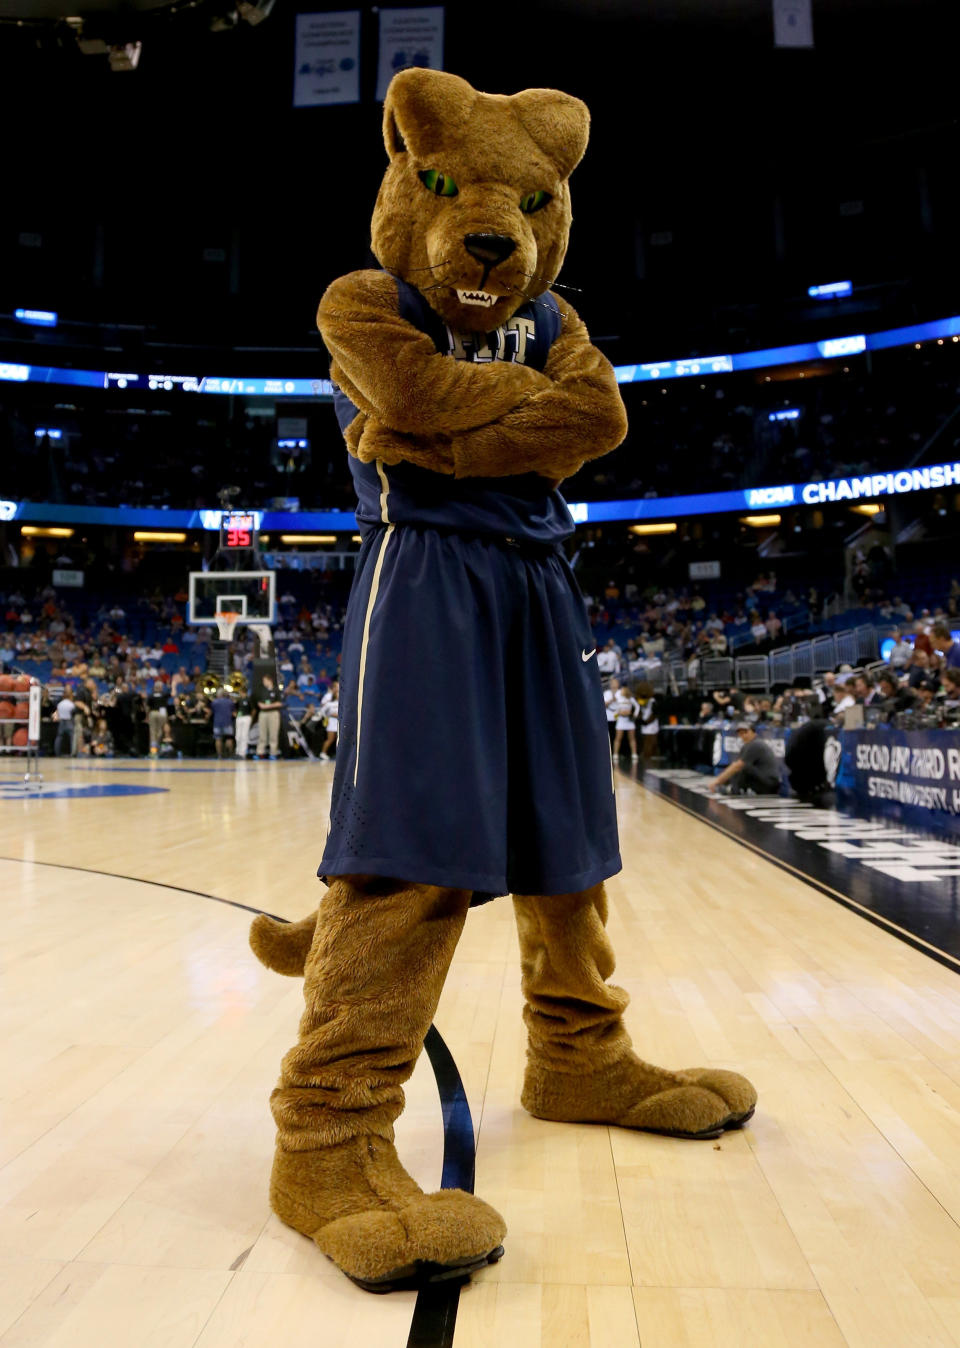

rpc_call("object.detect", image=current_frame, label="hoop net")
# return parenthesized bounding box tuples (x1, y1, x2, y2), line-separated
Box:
(215, 611, 242, 643)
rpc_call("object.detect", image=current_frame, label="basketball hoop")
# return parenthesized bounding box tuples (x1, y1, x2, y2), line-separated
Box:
(215, 610, 241, 642)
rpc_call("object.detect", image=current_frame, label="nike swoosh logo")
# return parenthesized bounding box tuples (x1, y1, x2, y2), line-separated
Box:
(582, 648, 596, 662)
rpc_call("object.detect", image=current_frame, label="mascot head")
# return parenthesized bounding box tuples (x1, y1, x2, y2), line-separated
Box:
(371, 68, 589, 333)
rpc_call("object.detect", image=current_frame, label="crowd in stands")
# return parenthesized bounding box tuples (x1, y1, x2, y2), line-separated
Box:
(584, 568, 816, 673)
(4, 534, 960, 764)
(0, 579, 348, 759)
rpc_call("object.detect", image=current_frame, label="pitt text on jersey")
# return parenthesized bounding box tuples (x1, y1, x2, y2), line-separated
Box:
(445, 317, 536, 365)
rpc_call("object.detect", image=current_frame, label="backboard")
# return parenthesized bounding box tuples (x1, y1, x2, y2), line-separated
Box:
(187, 570, 276, 626)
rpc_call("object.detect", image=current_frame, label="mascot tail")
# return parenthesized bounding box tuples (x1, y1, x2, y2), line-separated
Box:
(249, 910, 317, 976)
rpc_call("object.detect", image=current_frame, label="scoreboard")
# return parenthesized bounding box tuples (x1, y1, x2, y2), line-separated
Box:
(220, 511, 260, 552)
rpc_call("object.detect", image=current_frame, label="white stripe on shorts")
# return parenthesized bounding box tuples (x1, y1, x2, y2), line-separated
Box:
(353, 524, 395, 787)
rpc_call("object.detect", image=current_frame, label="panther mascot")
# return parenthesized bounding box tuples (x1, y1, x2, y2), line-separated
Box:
(250, 67, 756, 1294)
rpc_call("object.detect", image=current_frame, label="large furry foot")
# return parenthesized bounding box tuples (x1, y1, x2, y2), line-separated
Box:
(270, 1137, 506, 1291)
(522, 1053, 757, 1140)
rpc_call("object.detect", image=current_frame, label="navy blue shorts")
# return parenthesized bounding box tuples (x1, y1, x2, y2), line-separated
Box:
(318, 526, 621, 899)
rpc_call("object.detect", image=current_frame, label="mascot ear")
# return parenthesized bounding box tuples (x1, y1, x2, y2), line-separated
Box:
(509, 88, 590, 179)
(382, 67, 477, 160)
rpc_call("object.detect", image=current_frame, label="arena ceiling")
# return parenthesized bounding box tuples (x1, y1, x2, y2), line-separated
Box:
(0, 0, 957, 355)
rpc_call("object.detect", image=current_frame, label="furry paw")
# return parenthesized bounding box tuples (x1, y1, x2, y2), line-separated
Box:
(522, 1053, 757, 1139)
(317, 1191, 507, 1287)
(270, 1137, 506, 1290)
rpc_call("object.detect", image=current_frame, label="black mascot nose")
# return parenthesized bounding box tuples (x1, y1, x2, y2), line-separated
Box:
(463, 233, 516, 266)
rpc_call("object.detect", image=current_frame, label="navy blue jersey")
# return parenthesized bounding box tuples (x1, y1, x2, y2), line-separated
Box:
(331, 277, 576, 544)
(319, 526, 621, 898)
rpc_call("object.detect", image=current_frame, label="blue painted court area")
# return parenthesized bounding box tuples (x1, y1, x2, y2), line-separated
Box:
(65, 764, 242, 773)
(0, 782, 169, 800)
(62, 762, 312, 773)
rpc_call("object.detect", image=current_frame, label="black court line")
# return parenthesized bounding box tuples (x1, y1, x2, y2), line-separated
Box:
(0, 854, 272, 920)
(3, 856, 476, 1348)
(632, 771, 960, 976)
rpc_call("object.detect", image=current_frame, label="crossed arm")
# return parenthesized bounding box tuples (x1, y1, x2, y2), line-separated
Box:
(318, 270, 628, 482)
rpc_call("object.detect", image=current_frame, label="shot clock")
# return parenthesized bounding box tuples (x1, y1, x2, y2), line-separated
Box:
(218, 511, 262, 561)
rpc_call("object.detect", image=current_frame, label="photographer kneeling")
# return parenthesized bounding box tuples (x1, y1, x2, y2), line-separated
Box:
(708, 723, 781, 796)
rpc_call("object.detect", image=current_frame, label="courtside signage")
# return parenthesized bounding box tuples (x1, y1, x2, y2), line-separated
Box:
(5, 459, 959, 531)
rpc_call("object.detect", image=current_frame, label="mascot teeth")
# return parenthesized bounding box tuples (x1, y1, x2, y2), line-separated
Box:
(456, 289, 498, 307)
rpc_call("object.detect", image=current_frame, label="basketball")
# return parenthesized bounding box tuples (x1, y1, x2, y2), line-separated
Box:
(12, 728, 28, 746)
(0, 675, 13, 693)
(0, 701, 14, 719)
(14, 676, 30, 693)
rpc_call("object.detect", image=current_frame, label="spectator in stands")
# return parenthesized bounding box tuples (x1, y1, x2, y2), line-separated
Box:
(641, 628, 665, 658)
(749, 612, 768, 646)
(708, 724, 781, 796)
(711, 687, 741, 718)
(931, 623, 960, 670)
(708, 628, 728, 655)
(875, 672, 916, 721)
(831, 676, 857, 719)
(942, 668, 960, 709)
(888, 630, 914, 669)
(816, 671, 838, 716)
(597, 640, 621, 676)
(853, 672, 880, 706)
(907, 648, 938, 692)
(765, 611, 782, 641)
(913, 620, 934, 657)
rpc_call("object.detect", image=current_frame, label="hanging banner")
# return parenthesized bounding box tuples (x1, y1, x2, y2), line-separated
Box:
(376, 6, 444, 100)
(294, 10, 360, 108)
(772, 0, 814, 48)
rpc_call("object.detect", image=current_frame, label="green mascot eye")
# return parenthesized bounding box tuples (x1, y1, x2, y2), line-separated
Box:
(418, 169, 458, 197)
(520, 189, 551, 214)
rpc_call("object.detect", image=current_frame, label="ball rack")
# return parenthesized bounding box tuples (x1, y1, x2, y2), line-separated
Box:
(0, 678, 43, 789)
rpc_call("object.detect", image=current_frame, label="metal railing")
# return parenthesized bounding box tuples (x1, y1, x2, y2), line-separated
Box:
(835, 629, 859, 666)
(608, 623, 887, 695)
(688, 624, 881, 693)
(701, 657, 735, 690)
(734, 655, 771, 691)
(791, 640, 814, 679)
(812, 635, 838, 672)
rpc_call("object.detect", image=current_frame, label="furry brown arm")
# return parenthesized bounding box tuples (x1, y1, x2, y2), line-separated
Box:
(346, 409, 455, 475)
(450, 294, 627, 480)
(318, 270, 549, 436)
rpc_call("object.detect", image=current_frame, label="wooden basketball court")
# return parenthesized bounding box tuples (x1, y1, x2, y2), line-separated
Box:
(3, 759, 960, 1347)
